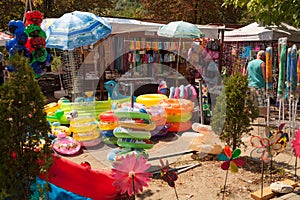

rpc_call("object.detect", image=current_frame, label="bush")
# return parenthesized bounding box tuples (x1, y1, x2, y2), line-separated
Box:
(211, 72, 259, 150)
(0, 54, 52, 199)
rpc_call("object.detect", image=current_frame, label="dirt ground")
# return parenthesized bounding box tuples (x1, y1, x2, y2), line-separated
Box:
(64, 122, 300, 200)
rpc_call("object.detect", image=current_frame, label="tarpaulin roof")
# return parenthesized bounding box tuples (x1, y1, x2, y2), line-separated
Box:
(224, 22, 300, 42)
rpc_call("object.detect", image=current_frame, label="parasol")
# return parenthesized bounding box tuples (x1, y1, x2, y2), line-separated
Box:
(157, 21, 205, 86)
(46, 11, 112, 50)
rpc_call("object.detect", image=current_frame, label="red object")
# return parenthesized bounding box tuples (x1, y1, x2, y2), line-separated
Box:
(39, 155, 117, 200)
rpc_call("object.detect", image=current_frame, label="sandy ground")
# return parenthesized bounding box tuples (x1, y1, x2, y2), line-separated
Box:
(60, 118, 300, 200)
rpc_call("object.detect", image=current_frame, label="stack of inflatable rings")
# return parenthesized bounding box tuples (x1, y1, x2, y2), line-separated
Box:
(107, 107, 154, 161)
(146, 105, 169, 138)
(159, 98, 194, 132)
(70, 115, 101, 147)
(98, 110, 118, 144)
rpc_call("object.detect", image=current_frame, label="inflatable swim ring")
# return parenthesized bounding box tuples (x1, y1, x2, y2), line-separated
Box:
(114, 107, 151, 121)
(101, 135, 118, 145)
(80, 138, 101, 147)
(101, 130, 115, 138)
(146, 105, 167, 126)
(168, 121, 192, 132)
(117, 138, 153, 149)
(73, 130, 100, 141)
(113, 126, 151, 140)
(136, 93, 168, 106)
(118, 121, 156, 131)
(44, 102, 59, 114)
(159, 99, 194, 114)
(51, 132, 81, 155)
(98, 110, 117, 122)
(99, 121, 118, 131)
(69, 122, 98, 133)
(51, 125, 71, 137)
(107, 148, 148, 162)
(150, 124, 170, 138)
(166, 112, 192, 123)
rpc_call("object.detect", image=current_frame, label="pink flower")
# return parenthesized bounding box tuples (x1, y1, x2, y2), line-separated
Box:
(292, 129, 300, 158)
(112, 154, 152, 196)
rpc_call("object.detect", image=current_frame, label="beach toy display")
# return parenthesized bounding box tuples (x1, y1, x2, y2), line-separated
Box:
(69, 112, 101, 147)
(159, 98, 194, 132)
(108, 107, 154, 161)
(51, 132, 81, 155)
(136, 93, 168, 106)
(146, 105, 169, 138)
(98, 110, 118, 144)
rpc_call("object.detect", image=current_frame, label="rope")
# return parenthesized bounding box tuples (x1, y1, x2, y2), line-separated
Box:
(23, 0, 33, 22)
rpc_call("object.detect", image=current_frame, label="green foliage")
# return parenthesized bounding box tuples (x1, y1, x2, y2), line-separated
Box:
(0, 54, 52, 199)
(139, 0, 246, 24)
(223, 0, 300, 28)
(211, 73, 259, 150)
(109, 0, 146, 18)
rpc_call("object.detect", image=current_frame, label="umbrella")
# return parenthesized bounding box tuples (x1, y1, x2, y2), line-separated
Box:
(157, 21, 204, 85)
(46, 11, 112, 99)
(46, 11, 112, 50)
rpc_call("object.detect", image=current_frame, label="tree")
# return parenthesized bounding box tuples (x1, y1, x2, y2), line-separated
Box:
(211, 72, 259, 150)
(0, 0, 114, 32)
(0, 54, 53, 199)
(223, 0, 300, 28)
(139, 0, 246, 25)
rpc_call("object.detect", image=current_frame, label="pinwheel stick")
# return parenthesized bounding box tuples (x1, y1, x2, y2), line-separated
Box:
(261, 161, 264, 198)
(295, 157, 298, 180)
(222, 169, 229, 200)
(132, 174, 136, 199)
(174, 186, 179, 200)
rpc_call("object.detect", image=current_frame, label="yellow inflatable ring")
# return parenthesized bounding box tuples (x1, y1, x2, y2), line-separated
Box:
(159, 99, 194, 114)
(136, 94, 168, 106)
(73, 130, 100, 141)
(99, 121, 118, 131)
(166, 112, 192, 123)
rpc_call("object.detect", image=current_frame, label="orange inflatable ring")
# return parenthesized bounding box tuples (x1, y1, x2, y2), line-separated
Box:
(159, 99, 194, 114)
(136, 93, 168, 106)
(166, 112, 192, 123)
(168, 121, 192, 132)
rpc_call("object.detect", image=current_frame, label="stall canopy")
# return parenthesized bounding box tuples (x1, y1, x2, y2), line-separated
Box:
(224, 22, 300, 42)
(0, 32, 13, 46)
(42, 17, 221, 39)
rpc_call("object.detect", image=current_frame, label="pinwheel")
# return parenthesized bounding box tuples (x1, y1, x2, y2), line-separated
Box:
(218, 146, 245, 173)
(218, 146, 245, 200)
(159, 159, 179, 200)
(292, 129, 300, 158)
(292, 129, 300, 179)
(250, 133, 283, 164)
(112, 153, 152, 197)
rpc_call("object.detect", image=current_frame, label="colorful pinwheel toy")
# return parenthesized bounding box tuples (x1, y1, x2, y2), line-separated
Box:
(250, 133, 283, 164)
(159, 159, 179, 200)
(292, 129, 300, 158)
(218, 146, 245, 173)
(112, 153, 152, 197)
